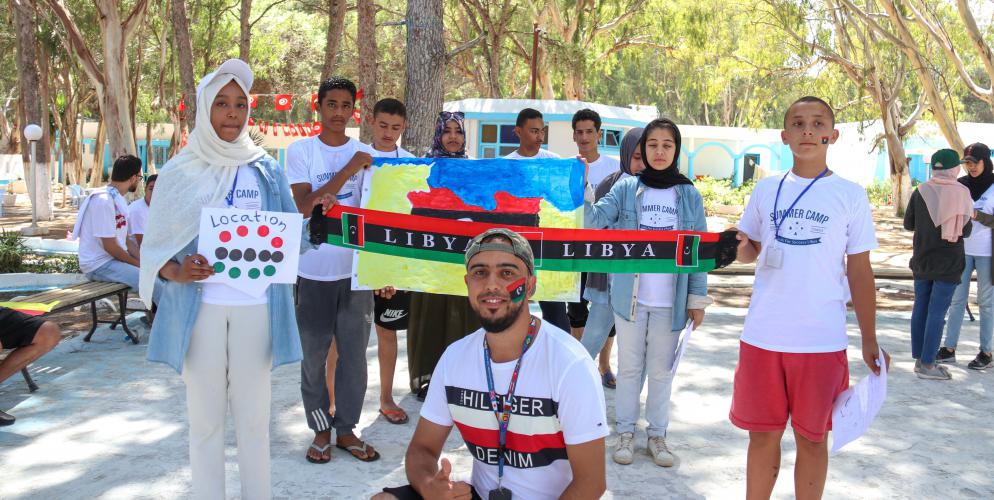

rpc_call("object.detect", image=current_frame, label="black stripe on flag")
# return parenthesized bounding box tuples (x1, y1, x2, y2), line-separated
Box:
(342, 212, 365, 248)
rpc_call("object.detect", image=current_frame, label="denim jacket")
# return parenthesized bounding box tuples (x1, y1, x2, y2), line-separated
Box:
(147, 156, 308, 374)
(584, 176, 709, 330)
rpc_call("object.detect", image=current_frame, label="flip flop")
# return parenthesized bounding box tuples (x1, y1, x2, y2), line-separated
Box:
(379, 408, 409, 425)
(0, 410, 14, 426)
(336, 441, 381, 462)
(602, 370, 617, 389)
(305, 442, 332, 464)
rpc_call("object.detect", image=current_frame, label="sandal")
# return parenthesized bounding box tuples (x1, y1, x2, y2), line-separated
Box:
(379, 408, 409, 425)
(305, 442, 332, 464)
(602, 370, 617, 389)
(336, 440, 381, 462)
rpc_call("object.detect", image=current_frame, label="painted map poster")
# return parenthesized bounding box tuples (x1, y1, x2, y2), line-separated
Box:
(352, 157, 585, 300)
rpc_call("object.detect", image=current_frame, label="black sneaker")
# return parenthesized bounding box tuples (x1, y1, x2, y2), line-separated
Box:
(936, 347, 956, 364)
(968, 352, 993, 370)
(0, 409, 15, 426)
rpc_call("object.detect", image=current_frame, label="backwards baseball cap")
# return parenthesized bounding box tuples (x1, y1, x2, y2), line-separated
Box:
(465, 228, 535, 274)
(963, 143, 992, 164)
(931, 149, 962, 170)
(196, 58, 254, 98)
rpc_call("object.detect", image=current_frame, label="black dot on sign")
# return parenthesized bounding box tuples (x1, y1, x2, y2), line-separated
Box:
(272, 251, 284, 263)
(244, 248, 257, 262)
(215, 247, 228, 260)
(230, 249, 243, 262)
(259, 250, 271, 262)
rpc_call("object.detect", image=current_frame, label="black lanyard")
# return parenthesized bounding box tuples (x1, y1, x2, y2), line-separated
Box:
(482, 317, 537, 488)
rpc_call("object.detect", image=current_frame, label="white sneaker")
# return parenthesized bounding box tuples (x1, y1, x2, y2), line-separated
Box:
(613, 432, 635, 465)
(647, 436, 675, 467)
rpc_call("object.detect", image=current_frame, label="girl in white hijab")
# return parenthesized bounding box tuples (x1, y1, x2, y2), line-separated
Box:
(141, 59, 328, 499)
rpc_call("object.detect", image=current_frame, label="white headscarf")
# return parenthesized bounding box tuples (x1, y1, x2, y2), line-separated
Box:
(138, 63, 267, 306)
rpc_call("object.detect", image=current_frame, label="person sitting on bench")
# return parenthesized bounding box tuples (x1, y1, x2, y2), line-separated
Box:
(73, 155, 160, 304)
(0, 306, 60, 426)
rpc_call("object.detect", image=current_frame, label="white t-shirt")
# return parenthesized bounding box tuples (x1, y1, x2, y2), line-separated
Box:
(965, 184, 994, 257)
(77, 187, 130, 274)
(504, 149, 561, 159)
(586, 155, 621, 194)
(637, 187, 678, 307)
(369, 145, 416, 159)
(127, 199, 149, 236)
(287, 136, 375, 281)
(202, 165, 268, 306)
(421, 321, 608, 500)
(737, 170, 878, 353)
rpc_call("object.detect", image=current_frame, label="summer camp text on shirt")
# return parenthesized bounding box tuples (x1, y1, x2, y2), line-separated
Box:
(286, 136, 375, 281)
(736, 171, 877, 353)
(420, 321, 608, 500)
(637, 186, 678, 308)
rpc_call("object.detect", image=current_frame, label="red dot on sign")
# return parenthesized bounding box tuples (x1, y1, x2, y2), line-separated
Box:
(258, 226, 270, 237)
(272, 237, 283, 248)
(220, 231, 231, 243)
(237, 226, 249, 237)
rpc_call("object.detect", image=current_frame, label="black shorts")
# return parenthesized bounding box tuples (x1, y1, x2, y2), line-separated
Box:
(0, 307, 45, 349)
(374, 291, 411, 330)
(566, 273, 589, 328)
(381, 484, 482, 500)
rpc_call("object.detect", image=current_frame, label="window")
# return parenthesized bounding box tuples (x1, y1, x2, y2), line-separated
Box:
(600, 128, 623, 153)
(479, 122, 550, 159)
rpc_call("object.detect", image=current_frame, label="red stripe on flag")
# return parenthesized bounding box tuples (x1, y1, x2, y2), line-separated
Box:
(454, 421, 567, 454)
(327, 205, 719, 243)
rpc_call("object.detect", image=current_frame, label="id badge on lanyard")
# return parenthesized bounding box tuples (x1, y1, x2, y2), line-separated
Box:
(483, 317, 538, 500)
(767, 168, 828, 268)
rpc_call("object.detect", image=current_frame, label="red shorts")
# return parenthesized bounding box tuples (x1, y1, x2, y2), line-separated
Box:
(729, 341, 849, 443)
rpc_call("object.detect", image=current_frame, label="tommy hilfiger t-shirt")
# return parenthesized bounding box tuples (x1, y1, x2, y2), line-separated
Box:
(421, 321, 608, 500)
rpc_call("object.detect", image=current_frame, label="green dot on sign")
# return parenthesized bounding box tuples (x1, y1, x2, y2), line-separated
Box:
(213, 262, 225, 273)
(264, 265, 276, 277)
(248, 268, 261, 279)
(228, 267, 241, 279)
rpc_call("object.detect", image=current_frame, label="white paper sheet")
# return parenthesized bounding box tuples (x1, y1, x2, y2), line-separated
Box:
(670, 321, 695, 375)
(196, 207, 303, 297)
(830, 348, 888, 454)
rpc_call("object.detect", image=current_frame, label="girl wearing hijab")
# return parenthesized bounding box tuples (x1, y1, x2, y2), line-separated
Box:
(939, 143, 994, 369)
(140, 59, 325, 499)
(585, 118, 709, 468)
(905, 148, 975, 380)
(406, 111, 482, 400)
(581, 127, 646, 387)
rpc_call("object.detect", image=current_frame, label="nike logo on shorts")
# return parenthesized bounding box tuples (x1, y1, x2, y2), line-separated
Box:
(379, 309, 408, 323)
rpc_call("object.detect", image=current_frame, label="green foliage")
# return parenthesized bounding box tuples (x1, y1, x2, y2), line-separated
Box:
(0, 229, 79, 273)
(865, 180, 894, 207)
(0, 229, 25, 273)
(695, 176, 756, 214)
(22, 254, 80, 274)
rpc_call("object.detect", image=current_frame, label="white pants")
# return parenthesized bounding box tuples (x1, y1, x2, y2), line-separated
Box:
(614, 305, 678, 438)
(182, 303, 272, 500)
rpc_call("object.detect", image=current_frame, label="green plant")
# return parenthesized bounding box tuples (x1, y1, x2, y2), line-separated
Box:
(866, 180, 893, 206)
(0, 229, 26, 273)
(695, 176, 758, 215)
(22, 254, 80, 274)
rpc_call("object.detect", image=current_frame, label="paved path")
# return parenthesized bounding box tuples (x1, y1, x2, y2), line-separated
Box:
(1, 307, 992, 499)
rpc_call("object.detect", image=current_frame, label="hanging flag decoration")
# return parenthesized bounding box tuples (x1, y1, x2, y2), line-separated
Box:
(297, 124, 306, 136)
(248, 117, 255, 126)
(312, 122, 322, 135)
(250, 94, 258, 108)
(310, 94, 319, 111)
(259, 121, 268, 134)
(274, 94, 293, 111)
(178, 95, 186, 112)
(353, 88, 363, 124)
(273, 123, 280, 137)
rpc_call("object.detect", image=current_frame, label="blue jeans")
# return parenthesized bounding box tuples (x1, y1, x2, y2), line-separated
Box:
(614, 305, 677, 438)
(87, 259, 162, 304)
(580, 301, 615, 359)
(912, 279, 958, 364)
(944, 255, 994, 353)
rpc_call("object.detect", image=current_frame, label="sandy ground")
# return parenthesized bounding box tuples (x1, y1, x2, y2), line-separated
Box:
(1, 304, 992, 500)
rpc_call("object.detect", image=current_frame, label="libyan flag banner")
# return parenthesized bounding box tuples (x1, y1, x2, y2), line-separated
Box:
(313, 205, 738, 274)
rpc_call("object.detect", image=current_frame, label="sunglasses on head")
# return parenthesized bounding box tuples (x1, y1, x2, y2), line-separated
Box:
(439, 111, 465, 121)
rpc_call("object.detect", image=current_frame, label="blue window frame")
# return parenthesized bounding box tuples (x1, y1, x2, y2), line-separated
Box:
(600, 127, 623, 155)
(478, 122, 550, 159)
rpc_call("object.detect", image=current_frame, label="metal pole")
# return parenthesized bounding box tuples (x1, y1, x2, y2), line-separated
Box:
(530, 23, 539, 99)
(30, 140, 38, 229)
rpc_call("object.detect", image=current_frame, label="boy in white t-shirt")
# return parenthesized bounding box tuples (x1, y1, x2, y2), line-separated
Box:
(375, 228, 607, 500)
(287, 77, 382, 464)
(128, 173, 155, 249)
(367, 97, 415, 426)
(75, 155, 150, 299)
(732, 96, 890, 499)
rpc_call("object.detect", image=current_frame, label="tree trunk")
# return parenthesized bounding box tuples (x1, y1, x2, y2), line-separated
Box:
(322, 0, 348, 80)
(239, 0, 252, 61)
(94, 0, 138, 159)
(402, 0, 445, 156)
(358, 0, 378, 143)
(12, 0, 53, 221)
(92, 120, 106, 187)
(172, 0, 197, 130)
